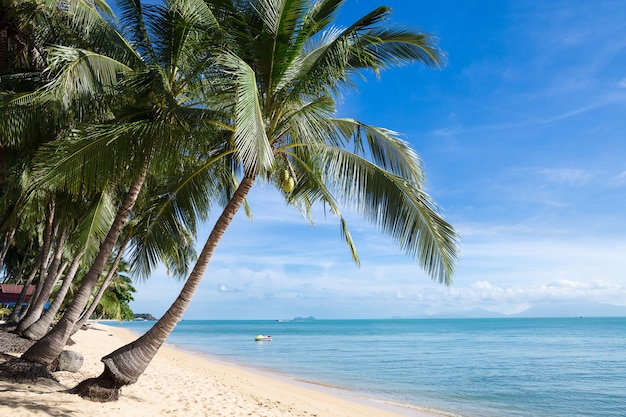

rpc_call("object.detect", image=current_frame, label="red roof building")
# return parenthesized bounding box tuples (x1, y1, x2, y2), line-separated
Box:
(0, 284, 35, 305)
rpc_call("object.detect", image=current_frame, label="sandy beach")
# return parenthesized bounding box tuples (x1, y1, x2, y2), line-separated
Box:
(0, 324, 440, 416)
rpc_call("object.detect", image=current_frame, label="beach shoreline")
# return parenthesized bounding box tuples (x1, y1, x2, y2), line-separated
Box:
(0, 323, 442, 417)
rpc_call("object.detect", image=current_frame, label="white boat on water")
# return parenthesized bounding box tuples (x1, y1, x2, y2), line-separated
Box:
(255, 334, 272, 341)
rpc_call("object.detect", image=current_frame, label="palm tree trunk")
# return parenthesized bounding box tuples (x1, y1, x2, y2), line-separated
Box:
(20, 161, 149, 367)
(13, 239, 32, 285)
(0, 227, 15, 269)
(72, 237, 129, 335)
(15, 227, 68, 334)
(22, 251, 85, 340)
(71, 176, 255, 401)
(21, 203, 56, 318)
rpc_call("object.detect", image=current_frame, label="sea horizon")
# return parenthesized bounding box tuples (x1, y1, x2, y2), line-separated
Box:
(109, 317, 626, 417)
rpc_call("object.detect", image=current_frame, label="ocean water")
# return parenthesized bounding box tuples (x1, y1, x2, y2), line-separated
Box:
(110, 318, 626, 417)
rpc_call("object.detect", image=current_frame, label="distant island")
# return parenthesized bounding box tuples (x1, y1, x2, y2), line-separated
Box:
(132, 313, 157, 321)
(276, 316, 317, 322)
(291, 316, 316, 321)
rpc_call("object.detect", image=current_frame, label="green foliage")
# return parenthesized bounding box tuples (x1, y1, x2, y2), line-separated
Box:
(95, 274, 136, 321)
(209, 0, 458, 284)
(2, 0, 459, 331)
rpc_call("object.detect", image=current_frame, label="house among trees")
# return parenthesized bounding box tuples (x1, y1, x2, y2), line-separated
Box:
(0, 284, 36, 306)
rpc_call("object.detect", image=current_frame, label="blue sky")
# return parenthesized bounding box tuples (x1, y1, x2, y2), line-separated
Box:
(130, 0, 626, 319)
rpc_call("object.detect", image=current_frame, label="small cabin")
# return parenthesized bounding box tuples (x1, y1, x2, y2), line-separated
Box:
(0, 284, 35, 306)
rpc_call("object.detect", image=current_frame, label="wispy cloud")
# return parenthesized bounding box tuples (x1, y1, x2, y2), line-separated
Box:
(533, 167, 595, 186)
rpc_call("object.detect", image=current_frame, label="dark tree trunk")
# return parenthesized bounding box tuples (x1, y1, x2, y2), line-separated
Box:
(16, 227, 68, 334)
(73, 237, 129, 335)
(22, 251, 84, 340)
(24, 203, 56, 318)
(0, 228, 15, 270)
(71, 176, 255, 401)
(19, 162, 149, 367)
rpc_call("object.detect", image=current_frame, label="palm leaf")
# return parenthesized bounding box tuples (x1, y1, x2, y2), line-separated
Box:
(339, 216, 360, 266)
(45, 46, 132, 107)
(74, 190, 117, 263)
(128, 149, 236, 279)
(117, 0, 158, 62)
(349, 28, 444, 74)
(332, 118, 424, 183)
(285, 6, 392, 100)
(302, 0, 343, 36)
(30, 120, 158, 196)
(320, 144, 458, 284)
(281, 147, 363, 265)
(218, 51, 274, 176)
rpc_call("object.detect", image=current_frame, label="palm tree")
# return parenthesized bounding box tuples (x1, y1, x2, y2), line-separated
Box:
(0, 0, 123, 327)
(7, 0, 225, 372)
(20, 189, 119, 340)
(72, 0, 459, 401)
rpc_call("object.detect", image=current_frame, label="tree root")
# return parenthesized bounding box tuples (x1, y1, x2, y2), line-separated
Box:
(69, 372, 121, 402)
(0, 357, 58, 383)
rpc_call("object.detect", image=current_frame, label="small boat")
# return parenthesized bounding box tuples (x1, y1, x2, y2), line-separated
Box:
(255, 334, 272, 341)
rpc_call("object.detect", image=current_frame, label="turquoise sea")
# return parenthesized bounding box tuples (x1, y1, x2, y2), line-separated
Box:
(110, 318, 626, 417)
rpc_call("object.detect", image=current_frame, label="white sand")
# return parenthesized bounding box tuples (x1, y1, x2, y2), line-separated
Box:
(0, 324, 442, 416)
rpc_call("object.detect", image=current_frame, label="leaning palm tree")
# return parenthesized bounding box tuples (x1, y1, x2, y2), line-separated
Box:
(72, 0, 459, 402)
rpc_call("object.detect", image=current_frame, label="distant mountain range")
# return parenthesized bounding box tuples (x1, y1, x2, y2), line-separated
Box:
(513, 301, 626, 318)
(417, 302, 626, 319)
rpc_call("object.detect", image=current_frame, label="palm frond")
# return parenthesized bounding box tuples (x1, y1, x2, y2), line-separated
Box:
(302, 0, 343, 36)
(218, 51, 274, 176)
(45, 46, 132, 107)
(74, 190, 117, 263)
(61, 0, 115, 22)
(30, 120, 157, 196)
(259, 0, 309, 94)
(320, 144, 458, 284)
(0, 90, 60, 147)
(277, 146, 365, 267)
(60, 0, 144, 68)
(339, 216, 360, 266)
(277, 96, 337, 146)
(286, 6, 392, 100)
(349, 28, 444, 74)
(128, 150, 235, 279)
(117, 0, 157, 62)
(332, 118, 424, 183)
(164, 0, 220, 84)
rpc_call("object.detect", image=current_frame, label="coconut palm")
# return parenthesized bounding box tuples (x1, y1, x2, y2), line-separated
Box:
(0, 0, 125, 320)
(7, 0, 228, 372)
(71, 0, 459, 401)
(19, 189, 119, 339)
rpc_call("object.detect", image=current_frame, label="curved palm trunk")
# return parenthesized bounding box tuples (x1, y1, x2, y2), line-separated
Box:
(22, 251, 85, 340)
(71, 176, 255, 402)
(72, 237, 129, 335)
(19, 162, 149, 366)
(0, 228, 15, 269)
(19, 204, 56, 319)
(16, 228, 68, 334)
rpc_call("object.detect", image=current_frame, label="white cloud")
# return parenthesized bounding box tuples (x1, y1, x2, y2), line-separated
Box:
(610, 171, 626, 186)
(534, 167, 594, 186)
(217, 284, 239, 293)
